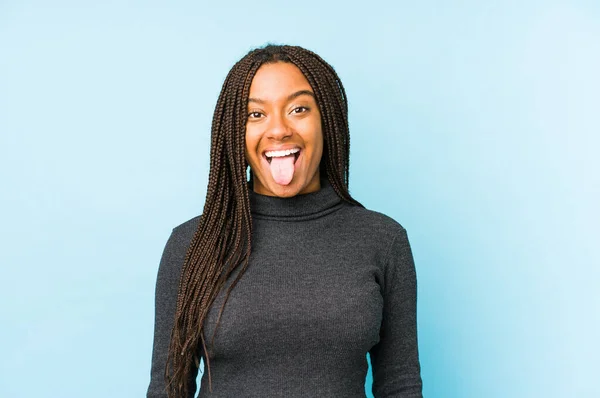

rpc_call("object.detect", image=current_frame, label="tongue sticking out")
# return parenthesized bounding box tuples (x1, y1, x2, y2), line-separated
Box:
(269, 154, 296, 185)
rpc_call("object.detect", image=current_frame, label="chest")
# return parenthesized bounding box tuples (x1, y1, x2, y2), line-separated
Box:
(201, 223, 385, 361)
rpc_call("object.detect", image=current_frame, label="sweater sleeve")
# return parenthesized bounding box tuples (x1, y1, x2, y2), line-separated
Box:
(369, 227, 423, 397)
(147, 229, 198, 398)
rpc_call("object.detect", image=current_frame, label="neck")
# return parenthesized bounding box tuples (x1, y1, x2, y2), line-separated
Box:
(248, 176, 343, 220)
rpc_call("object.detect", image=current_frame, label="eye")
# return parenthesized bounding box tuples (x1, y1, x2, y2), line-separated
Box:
(248, 111, 264, 119)
(291, 106, 309, 114)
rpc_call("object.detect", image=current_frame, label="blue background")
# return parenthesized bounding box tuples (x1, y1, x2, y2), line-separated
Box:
(1, 1, 598, 397)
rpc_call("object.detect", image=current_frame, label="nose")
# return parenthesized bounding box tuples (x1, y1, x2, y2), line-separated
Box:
(265, 112, 292, 141)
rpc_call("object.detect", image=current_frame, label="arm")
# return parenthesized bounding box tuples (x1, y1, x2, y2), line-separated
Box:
(147, 229, 198, 398)
(370, 227, 423, 397)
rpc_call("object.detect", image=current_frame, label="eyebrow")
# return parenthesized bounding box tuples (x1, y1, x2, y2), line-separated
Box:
(248, 90, 315, 104)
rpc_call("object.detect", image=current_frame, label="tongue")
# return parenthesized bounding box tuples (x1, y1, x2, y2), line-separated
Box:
(269, 154, 295, 185)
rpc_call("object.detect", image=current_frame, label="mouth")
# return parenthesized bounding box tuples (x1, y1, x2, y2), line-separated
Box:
(263, 148, 301, 165)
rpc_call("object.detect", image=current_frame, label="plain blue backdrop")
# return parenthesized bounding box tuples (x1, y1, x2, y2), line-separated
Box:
(1, 1, 598, 397)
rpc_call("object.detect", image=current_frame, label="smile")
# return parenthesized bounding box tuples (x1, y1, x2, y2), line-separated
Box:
(264, 148, 301, 164)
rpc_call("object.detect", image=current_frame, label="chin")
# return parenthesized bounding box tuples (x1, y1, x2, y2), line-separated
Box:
(269, 181, 304, 197)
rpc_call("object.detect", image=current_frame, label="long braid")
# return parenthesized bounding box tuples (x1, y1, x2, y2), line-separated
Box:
(164, 44, 363, 397)
(285, 47, 357, 202)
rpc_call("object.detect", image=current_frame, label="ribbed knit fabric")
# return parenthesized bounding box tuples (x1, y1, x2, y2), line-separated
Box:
(147, 177, 423, 397)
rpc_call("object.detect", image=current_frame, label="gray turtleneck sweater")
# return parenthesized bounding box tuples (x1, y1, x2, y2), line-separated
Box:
(147, 178, 422, 397)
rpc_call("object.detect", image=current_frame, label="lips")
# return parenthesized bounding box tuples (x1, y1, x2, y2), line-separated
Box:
(262, 145, 301, 155)
(263, 147, 302, 164)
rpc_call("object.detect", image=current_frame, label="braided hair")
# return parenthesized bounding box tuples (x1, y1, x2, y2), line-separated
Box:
(165, 44, 364, 397)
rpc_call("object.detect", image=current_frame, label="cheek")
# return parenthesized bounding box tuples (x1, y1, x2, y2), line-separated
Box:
(313, 122, 324, 158)
(315, 134, 324, 164)
(244, 129, 258, 158)
(300, 117, 323, 146)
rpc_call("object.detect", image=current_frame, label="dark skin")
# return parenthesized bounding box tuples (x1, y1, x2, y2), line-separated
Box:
(244, 62, 324, 198)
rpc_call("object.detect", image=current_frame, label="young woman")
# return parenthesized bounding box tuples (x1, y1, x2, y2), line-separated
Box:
(147, 44, 423, 398)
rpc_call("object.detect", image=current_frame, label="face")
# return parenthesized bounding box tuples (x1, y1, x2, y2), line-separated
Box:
(244, 62, 324, 198)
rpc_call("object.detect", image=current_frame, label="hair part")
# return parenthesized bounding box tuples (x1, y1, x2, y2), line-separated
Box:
(164, 43, 363, 397)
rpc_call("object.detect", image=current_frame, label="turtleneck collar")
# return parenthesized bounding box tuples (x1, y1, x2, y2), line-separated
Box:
(248, 176, 344, 221)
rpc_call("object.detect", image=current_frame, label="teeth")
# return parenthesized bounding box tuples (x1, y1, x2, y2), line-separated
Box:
(265, 148, 300, 158)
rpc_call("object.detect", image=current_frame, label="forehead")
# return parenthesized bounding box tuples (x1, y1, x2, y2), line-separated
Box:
(248, 62, 314, 101)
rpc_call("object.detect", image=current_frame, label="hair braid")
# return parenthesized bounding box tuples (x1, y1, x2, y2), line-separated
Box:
(164, 44, 363, 397)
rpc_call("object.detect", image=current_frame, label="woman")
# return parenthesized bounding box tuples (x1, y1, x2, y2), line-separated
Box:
(147, 44, 423, 398)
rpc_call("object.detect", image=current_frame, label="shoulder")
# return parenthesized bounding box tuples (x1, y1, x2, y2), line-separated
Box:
(172, 214, 202, 235)
(172, 215, 202, 239)
(336, 204, 416, 293)
(159, 214, 202, 257)
(156, 214, 202, 273)
(326, 203, 410, 268)
(338, 203, 407, 242)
